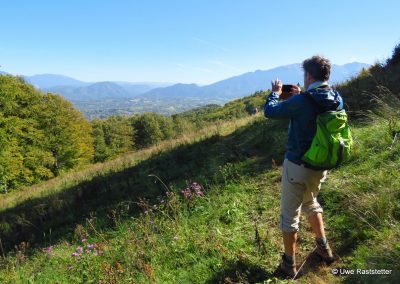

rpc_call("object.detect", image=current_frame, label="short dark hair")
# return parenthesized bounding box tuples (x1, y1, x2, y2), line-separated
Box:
(302, 55, 331, 81)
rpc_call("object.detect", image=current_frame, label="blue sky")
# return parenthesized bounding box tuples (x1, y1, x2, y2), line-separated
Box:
(1, 0, 399, 84)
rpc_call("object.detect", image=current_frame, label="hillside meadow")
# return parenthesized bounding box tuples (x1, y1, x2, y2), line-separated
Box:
(0, 114, 399, 283)
(0, 44, 399, 283)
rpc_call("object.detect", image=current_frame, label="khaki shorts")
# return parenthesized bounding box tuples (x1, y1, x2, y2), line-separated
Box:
(280, 159, 327, 232)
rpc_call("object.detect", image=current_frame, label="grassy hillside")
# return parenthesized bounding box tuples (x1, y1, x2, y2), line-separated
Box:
(0, 74, 265, 192)
(0, 46, 400, 283)
(0, 115, 399, 283)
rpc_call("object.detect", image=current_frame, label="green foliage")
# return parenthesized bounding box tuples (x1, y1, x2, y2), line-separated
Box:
(386, 43, 400, 67)
(36, 93, 94, 175)
(132, 113, 164, 148)
(177, 91, 266, 126)
(336, 43, 400, 118)
(89, 90, 267, 161)
(0, 75, 94, 191)
(1, 118, 399, 283)
(2, 42, 400, 283)
(92, 116, 134, 162)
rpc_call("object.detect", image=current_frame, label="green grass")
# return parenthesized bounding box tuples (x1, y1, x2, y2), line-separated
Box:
(0, 117, 399, 283)
(0, 115, 257, 213)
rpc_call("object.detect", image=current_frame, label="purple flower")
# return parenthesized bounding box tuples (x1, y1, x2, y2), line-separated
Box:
(180, 182, 204, 199)
(87, 244, 95, 250)
(190, 182, 202, 190)
(160, 199, 165, 203)
(194, 188, 204, 196)
(93, 252, 98, 256)
(81, 239, 87, 243)
(76, 246, 83, 253)
(44, 246, 53, 254)
(181, 188, 192, 199)
(72, 252, 81, 257)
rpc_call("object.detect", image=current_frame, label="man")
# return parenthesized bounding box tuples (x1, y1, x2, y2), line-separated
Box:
(264, 56, 343, 278)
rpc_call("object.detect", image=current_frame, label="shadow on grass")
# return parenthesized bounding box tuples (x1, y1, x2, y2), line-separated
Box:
(0, 119, 288, 254)
(206, 259, 278, 284)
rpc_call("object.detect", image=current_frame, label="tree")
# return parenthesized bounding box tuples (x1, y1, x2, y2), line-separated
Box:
(172, 115, 193, 136)
(92, 119, 109, 162)
(133, 113, 163, 148)
(35, 93, 94, 175)
(92, 116, 134, 162)
(156, 115, 175, 140)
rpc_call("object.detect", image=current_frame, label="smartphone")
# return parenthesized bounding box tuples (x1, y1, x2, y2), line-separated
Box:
(280, 84, 297, 100)
(282, 84, 296, 92)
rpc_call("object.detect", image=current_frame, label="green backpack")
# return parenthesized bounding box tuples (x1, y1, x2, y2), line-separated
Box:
(301, 91, 353, 170)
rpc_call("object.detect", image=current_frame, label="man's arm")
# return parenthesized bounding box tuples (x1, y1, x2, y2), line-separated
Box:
(264, 79, 302, 119)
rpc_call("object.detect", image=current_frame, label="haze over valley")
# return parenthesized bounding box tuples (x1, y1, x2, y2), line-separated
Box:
(8, 62, 370, 118)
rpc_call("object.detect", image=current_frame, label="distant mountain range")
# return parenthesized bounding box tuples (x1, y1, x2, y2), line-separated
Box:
(19, 75, 171, 100)
(17, 62, 369, 102)
(27, 74, 86, 88)
(140, 62, 370, 100)
(0, 62, 369, 118)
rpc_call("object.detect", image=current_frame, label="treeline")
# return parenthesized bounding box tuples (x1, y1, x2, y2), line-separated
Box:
(91, 91, 266, 162)
(336, 43, 400, 118)
(0, 74, 266, 192)
(1, 43, 399, 193)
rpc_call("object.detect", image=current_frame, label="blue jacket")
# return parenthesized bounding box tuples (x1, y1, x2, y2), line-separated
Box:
(264, 83, 344, 164)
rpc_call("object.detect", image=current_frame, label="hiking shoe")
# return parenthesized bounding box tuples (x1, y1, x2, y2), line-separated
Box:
(316, 243, 335, 264)
(279, 254, 297, 278)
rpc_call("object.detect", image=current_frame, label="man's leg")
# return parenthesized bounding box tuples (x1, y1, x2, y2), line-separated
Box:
(279, 159, 305, 277)
(302, 170, 335, 264)
(283, 231, 297, 256)
(308, 212, 325, 239)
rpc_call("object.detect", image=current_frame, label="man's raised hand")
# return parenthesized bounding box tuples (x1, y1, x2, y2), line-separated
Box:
(271, 78, 282, 95)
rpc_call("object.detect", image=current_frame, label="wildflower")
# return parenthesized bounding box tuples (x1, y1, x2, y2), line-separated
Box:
(87, 244, 95, 250)
(76, 246, 83, 254)
(72, 252, 81, 257)
(180, 182, 204, 199)
(93, 252, 98, 256)
(191, 182, 202, 190)
(191, 182, 204, 196)
(181, 187, 192, 199)
(160, 199, 165, 203)
(81, 239, 87, 243)
(194, 187, 204, 196)
(44, 246, 53, 254)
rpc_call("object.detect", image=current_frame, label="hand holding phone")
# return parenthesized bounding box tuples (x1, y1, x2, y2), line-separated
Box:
(280, 84, 301, 100)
